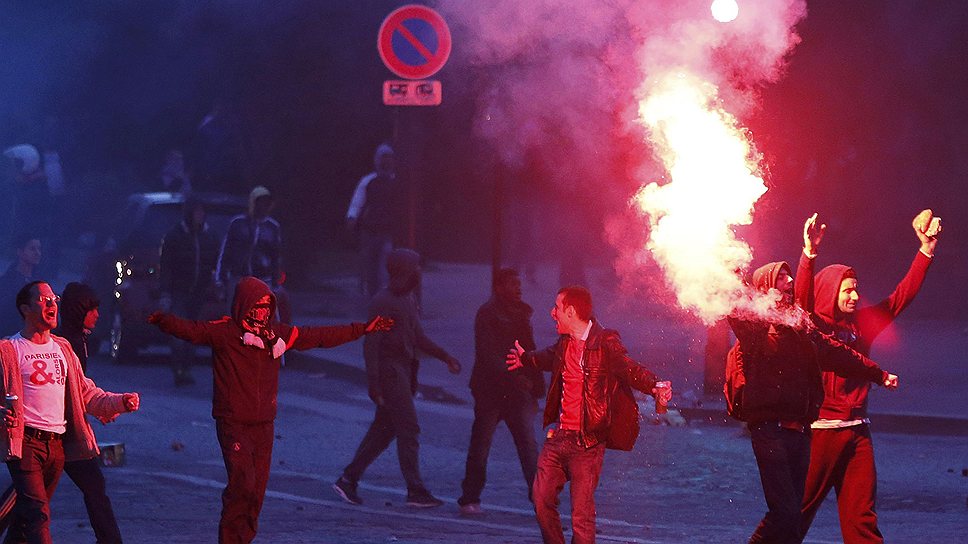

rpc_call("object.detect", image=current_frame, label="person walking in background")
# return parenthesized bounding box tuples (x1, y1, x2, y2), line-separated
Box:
(506, 285, 672, 544)
(797, 210, 941, 543)
(215, 186, 289, 323)
(1, 280, 139, 544)
(52, 282, 125, 543)
(149, 276, 391, 544)
(159, 198, 220, 386)
(457, 268, 543, 515)
(346, 143, 401, 297)
(333, 249, 461, 508)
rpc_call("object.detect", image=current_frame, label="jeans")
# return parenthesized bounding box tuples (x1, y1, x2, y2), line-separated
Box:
(800, 425, 882, 544)
(459, 393, 538, 505)
(342, 370, 428, 494)
(4, 435, 65, 544)
(532, 430, 605, 544)
(64, 457, 123, 544)
(216, 419, 275, 544)
(748, 422, 811, 544)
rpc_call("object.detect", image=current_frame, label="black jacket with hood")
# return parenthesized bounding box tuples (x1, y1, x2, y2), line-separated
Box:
(728, 261, 888, 425)
(152, 276, 367, 422)
(54, 282, 100, 373)
(364, 249, 452, 394)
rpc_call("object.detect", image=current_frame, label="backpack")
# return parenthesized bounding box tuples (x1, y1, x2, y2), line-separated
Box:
(723, 343, 747, 421)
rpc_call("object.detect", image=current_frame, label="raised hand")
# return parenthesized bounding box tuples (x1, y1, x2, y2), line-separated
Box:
(146, 311, 164, 325)
(883, 373, 899, 390)
(506, 340, 524, 371)
(803, 212, 826, 256)
(365, 315, 394, 333)
(912, 209, 941, 255)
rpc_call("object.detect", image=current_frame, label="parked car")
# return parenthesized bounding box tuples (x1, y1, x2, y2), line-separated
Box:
(85, 191, 247, 363)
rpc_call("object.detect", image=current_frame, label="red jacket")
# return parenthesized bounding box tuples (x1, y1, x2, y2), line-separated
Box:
(796, 251, 931, 420)
(153, 277, 367, 423)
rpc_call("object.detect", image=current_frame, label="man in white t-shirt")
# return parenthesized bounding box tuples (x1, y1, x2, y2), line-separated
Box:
(0, 281, 140, 544)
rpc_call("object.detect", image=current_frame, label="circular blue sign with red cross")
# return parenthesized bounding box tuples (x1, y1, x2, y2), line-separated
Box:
(377, 5, 452, 80)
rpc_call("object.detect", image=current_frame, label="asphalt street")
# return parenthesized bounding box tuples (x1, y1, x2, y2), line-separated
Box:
(12, 262, 967, 543)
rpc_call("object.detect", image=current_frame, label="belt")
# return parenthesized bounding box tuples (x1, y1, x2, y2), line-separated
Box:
(23, 426, 63, 441)
(779, 421, 806, 433)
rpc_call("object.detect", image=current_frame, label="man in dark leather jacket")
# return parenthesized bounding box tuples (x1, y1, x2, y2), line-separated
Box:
(507, 286, 671, 544)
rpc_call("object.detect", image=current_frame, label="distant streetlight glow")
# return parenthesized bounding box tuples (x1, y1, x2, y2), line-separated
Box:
(711, 0, 739, 23)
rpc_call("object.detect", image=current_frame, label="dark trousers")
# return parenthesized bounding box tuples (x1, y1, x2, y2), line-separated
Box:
(800, 425, 882, 544)
(4, 435, 65, 544)
(747, 422, 811, 544)
(359, 231, 392, 297)
(532, 430, 605, 544)
(459, 393, 538, 505)
(64, 457, 123, 544)
(342, 374, 427, 494)
(215, 419, 274, 544)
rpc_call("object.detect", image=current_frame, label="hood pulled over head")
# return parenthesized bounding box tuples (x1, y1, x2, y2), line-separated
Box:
(813, 264, 855, 326)
(231, 276, 276, 326)
(387, 248, 421, 295)
(751, 261, 791, 293)
(59, 282, 99, 330)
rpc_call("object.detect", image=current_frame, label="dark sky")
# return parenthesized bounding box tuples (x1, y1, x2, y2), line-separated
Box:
(1, 0, 965, 318)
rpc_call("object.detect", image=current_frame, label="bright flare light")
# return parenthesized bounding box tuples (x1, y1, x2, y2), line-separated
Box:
(634, 71, 766, 325)
(710, 0, 739, 23)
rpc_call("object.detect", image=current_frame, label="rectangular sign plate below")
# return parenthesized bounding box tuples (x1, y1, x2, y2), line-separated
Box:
(383, 80, 442, 106)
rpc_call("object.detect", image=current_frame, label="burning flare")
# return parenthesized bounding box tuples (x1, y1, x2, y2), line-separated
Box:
(635, 70, 800, 326)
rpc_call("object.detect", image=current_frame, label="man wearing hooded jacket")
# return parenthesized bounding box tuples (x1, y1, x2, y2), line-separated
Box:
(796, 210, 939, 544)
(333, 249, 461, 508)
(346, 143, 401, 297)
(53, 282, 124, 543)
(148, 277, 391, 544)
(727, 249, 896, 544)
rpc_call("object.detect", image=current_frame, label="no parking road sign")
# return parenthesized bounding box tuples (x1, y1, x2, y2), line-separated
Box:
(377, 4, 451, 80)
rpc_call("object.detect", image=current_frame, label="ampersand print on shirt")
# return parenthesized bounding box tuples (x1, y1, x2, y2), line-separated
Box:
(24, 352, 66, 386)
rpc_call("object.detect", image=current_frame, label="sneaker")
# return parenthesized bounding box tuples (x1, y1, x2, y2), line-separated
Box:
(332, 477, 362, 505)
(459, 502, 483, 515)
(406, 491, 444, 508)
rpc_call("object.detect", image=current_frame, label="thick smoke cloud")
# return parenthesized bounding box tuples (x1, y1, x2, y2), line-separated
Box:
(439, 0, 807, 319)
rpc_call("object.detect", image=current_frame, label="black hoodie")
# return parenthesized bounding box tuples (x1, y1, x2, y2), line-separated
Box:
(152, 276, 368, 422)
(54, 282, 99, 372)
(364, 249, 452, 391)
